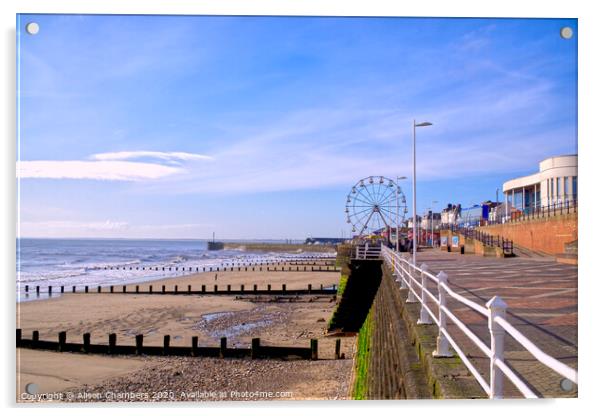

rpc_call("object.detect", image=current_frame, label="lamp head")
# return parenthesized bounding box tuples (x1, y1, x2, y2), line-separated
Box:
(415, 121, 433, 127)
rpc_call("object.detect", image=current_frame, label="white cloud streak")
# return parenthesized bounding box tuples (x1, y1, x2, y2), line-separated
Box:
(91, 151, 213, 162)
(17, 160, 183, 181)
(17, 150, 213, 181)
(19, 220, 214, 239)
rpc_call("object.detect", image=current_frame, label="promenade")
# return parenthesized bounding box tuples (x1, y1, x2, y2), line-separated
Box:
(415, 248, 577, 398)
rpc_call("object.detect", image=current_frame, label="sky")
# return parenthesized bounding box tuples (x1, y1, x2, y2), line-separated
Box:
(16, 15, 577, 239)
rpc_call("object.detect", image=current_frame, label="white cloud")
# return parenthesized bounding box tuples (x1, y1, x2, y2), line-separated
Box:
(18, 150, 214, 181)
(19, 220, 214, 239)
(17, 160, 183, 181)
(90, 151, 213, 163)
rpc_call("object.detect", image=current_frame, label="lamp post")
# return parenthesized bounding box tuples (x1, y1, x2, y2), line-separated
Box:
(412, 120, 432, 265)
(431, 200, 438, 247)
(396, 176, 407, 252)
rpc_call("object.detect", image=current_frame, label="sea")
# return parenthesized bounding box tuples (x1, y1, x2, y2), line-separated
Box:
(16, 238, 332, 302)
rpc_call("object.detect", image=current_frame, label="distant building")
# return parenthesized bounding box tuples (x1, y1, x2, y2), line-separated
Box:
(420, 211, 441, 230)
(407, 215, 422, 229)
(503, 155, 577, 213)
(441, 204, 461, 226)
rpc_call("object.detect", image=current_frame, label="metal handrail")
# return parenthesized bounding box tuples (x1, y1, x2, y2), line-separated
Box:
(494, 316, 578, 383)
(381, 244, 577, 399)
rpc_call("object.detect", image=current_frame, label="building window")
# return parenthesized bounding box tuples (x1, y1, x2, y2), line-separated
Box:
(564, 176, 568, 200)
(550, 178, 554, 201)
(556, 177, 560, 202)
(572, 176, 577, 200)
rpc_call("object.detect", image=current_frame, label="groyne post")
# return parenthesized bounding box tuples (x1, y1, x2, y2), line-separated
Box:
(191, 336, 198, 357)
(251, 338, 260, 359)
(220, 337, 227, 359)
(82, 333, 91, 353)
(108, 333, 116, 354)
(135, 334, 144, 355)
(311, 339, 318, 360)
(163, 335, 170, 355)
(58, 331, 66, 352)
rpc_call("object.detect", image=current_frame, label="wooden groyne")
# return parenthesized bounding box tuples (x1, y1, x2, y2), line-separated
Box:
(16, 329, 333, 360)
(100, 264, 340, 273)
(24, 283, 337, 296)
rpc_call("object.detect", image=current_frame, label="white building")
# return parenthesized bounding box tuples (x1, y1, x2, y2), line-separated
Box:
(421, 211, 441, 230)
(407, 215, 422, 229)
(503, 155, 577, 212)
(441, 204, 461, 225)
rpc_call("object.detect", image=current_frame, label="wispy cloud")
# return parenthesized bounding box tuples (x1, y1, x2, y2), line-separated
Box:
(19, 220, 214, 238)
(17, 160, 183, 181)
(18, 150, 213, 181)
(90, 151, 213, 163)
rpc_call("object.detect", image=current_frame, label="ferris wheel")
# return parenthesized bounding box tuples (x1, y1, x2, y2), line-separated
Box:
(345, 176, 407, 236)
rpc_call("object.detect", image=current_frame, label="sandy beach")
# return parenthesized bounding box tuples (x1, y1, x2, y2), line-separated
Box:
(17, 267, 356, 401)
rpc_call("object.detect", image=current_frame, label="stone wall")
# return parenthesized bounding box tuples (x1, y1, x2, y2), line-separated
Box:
(480, 212, 577, 255)
(361, 264, 431, 399)
(355, 263, 485, 399)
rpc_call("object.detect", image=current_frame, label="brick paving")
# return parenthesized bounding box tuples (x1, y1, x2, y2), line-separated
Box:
(413, 248, 577, 398)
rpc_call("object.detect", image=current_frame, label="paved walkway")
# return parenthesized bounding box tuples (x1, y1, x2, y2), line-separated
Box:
(414, 248, 577, 398)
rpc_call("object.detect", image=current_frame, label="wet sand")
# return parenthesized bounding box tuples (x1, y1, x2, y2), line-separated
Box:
(17, 268, 356, 401)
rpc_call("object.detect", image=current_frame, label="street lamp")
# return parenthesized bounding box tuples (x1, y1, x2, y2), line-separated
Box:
(412, 120, 432, 265)
(431, 200, 438, 247)
(395, 176, 407, 252)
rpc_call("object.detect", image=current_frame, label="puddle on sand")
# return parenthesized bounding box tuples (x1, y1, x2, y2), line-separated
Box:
(216, 321, 269, 338)
(201, 311, 234, 322)
(194, 307, 288, 340)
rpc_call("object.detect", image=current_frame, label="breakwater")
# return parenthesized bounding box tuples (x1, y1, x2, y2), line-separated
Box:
(224, 242, 336, 253)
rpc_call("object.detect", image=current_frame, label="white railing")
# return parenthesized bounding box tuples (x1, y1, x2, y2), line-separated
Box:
(354, 243, 382, 260)
(380, 244, 577, 399)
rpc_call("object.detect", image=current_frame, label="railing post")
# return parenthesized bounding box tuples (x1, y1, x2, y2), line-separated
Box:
(406, 264, 418, 303)
(433, 271, 452, 357)
(486, 296, 508, 399)
(399, 257, 408, 289)
(418, 263, 432, 324)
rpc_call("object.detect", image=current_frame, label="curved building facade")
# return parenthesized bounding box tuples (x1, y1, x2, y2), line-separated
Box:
(502, 155, 577, 212)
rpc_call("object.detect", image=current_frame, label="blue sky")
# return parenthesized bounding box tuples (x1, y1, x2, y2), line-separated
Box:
(17, 15, 577, 239)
